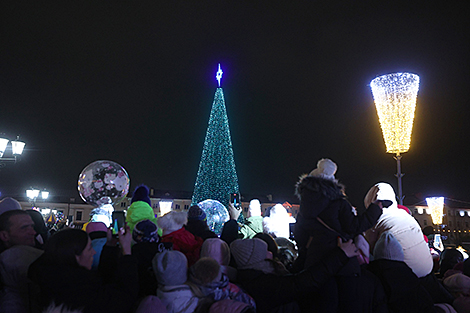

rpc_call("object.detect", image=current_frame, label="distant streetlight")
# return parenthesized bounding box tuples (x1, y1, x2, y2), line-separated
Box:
(426, 196, 445, 251)
(0, 136, 26, 168)
(426, 196, 444, 225)
(26, 187, 49, 208)
(370, 72, 420, 205)
(41, 189, 50, 200)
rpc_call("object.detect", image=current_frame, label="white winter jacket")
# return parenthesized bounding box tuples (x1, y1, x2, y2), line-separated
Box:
(364, 182, 433, 278)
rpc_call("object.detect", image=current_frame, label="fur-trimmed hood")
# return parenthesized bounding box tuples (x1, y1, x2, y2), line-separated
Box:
(295, 174, 346, 201)
(157, 211, 188, 235)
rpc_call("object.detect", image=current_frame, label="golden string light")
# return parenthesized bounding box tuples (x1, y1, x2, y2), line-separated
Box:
(370, 73, 419, 154)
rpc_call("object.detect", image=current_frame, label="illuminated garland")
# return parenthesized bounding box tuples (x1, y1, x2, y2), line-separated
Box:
(370, 73, 419, 154)
(426, 197, 444, 225)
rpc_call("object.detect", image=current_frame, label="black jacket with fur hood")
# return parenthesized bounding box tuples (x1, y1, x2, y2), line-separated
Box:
(294, 175, 382, 269)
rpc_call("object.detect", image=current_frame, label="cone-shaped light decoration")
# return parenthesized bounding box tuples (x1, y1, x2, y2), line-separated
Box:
(370, 73, 419, 154)
(426, 196, 444, 225)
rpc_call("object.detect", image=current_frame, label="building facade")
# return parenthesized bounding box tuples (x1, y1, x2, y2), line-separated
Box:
(411, 205, 470, 246)
(19, 197, 300, 227)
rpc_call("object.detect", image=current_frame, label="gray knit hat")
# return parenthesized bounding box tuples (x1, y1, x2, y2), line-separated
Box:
(373, 231, 404, 262)
(309, 158, 337, 180)
(152, 250, 188, 286)
(230, 238, 268, 269)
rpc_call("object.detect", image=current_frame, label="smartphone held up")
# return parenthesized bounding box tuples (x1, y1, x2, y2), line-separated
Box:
(230, 193, 241, 210)
(111, 211, 125, 236)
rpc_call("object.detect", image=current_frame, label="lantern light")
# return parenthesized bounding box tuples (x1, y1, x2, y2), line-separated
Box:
(11, 139, 26, 155)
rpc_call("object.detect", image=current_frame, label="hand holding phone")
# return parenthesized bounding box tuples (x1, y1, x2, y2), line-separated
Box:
(230, 193, 241, 210)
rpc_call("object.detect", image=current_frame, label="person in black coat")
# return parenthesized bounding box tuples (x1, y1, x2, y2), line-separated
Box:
(131, 219, 172, 299)
(184, 205, 217, 241)
(293, 158, 384, 312)
(230, 237, 360, 313)
(28, 227, 138, 313)
(294, 158, 383, 270)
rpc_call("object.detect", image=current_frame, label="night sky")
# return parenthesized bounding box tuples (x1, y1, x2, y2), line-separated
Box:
(1, 1, 469, 209)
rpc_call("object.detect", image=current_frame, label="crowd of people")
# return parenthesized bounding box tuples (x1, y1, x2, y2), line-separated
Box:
(0, 158, 470, 313)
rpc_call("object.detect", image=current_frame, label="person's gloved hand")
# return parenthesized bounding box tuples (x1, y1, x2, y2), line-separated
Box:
(118, 224, 132, 255)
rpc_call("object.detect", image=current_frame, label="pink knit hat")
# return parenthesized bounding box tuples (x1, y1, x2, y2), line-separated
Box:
(200, 238, 231, 266)
(85, 222, 108, 233)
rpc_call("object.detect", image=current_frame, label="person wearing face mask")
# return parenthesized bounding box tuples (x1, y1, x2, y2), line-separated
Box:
(28, 227, 138, 313)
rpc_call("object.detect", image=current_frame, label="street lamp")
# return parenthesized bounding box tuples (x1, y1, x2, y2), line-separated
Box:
(26, 187, 49, 208)
(41, 189, 49, 200)
(0, 136, 26, 168)
(370, 72, 420, 205)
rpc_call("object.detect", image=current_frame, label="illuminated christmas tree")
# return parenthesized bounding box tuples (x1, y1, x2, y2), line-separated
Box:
(192, 64, 239, 209)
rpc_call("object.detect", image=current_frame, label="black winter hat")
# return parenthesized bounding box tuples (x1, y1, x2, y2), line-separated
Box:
(131, 185, 151, 206)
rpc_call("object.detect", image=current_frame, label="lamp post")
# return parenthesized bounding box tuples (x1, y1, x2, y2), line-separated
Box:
(26, 187, 49, 209)
(370, 73, 420, 205)
(0, 136, 26, 168)
(426, 196, 445, 251)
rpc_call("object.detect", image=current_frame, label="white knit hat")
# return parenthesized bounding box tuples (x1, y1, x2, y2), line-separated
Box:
(309, 158, 337, 180)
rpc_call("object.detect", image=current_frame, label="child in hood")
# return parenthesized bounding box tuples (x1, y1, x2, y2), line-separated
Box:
(153, 250, 198, 313)
(189, 257, 256, 310)
(126, 185, 158, 233)
(157, 211, 203, 266)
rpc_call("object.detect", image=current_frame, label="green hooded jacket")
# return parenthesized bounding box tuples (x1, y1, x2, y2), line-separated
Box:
(125, 201, 160, 235)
